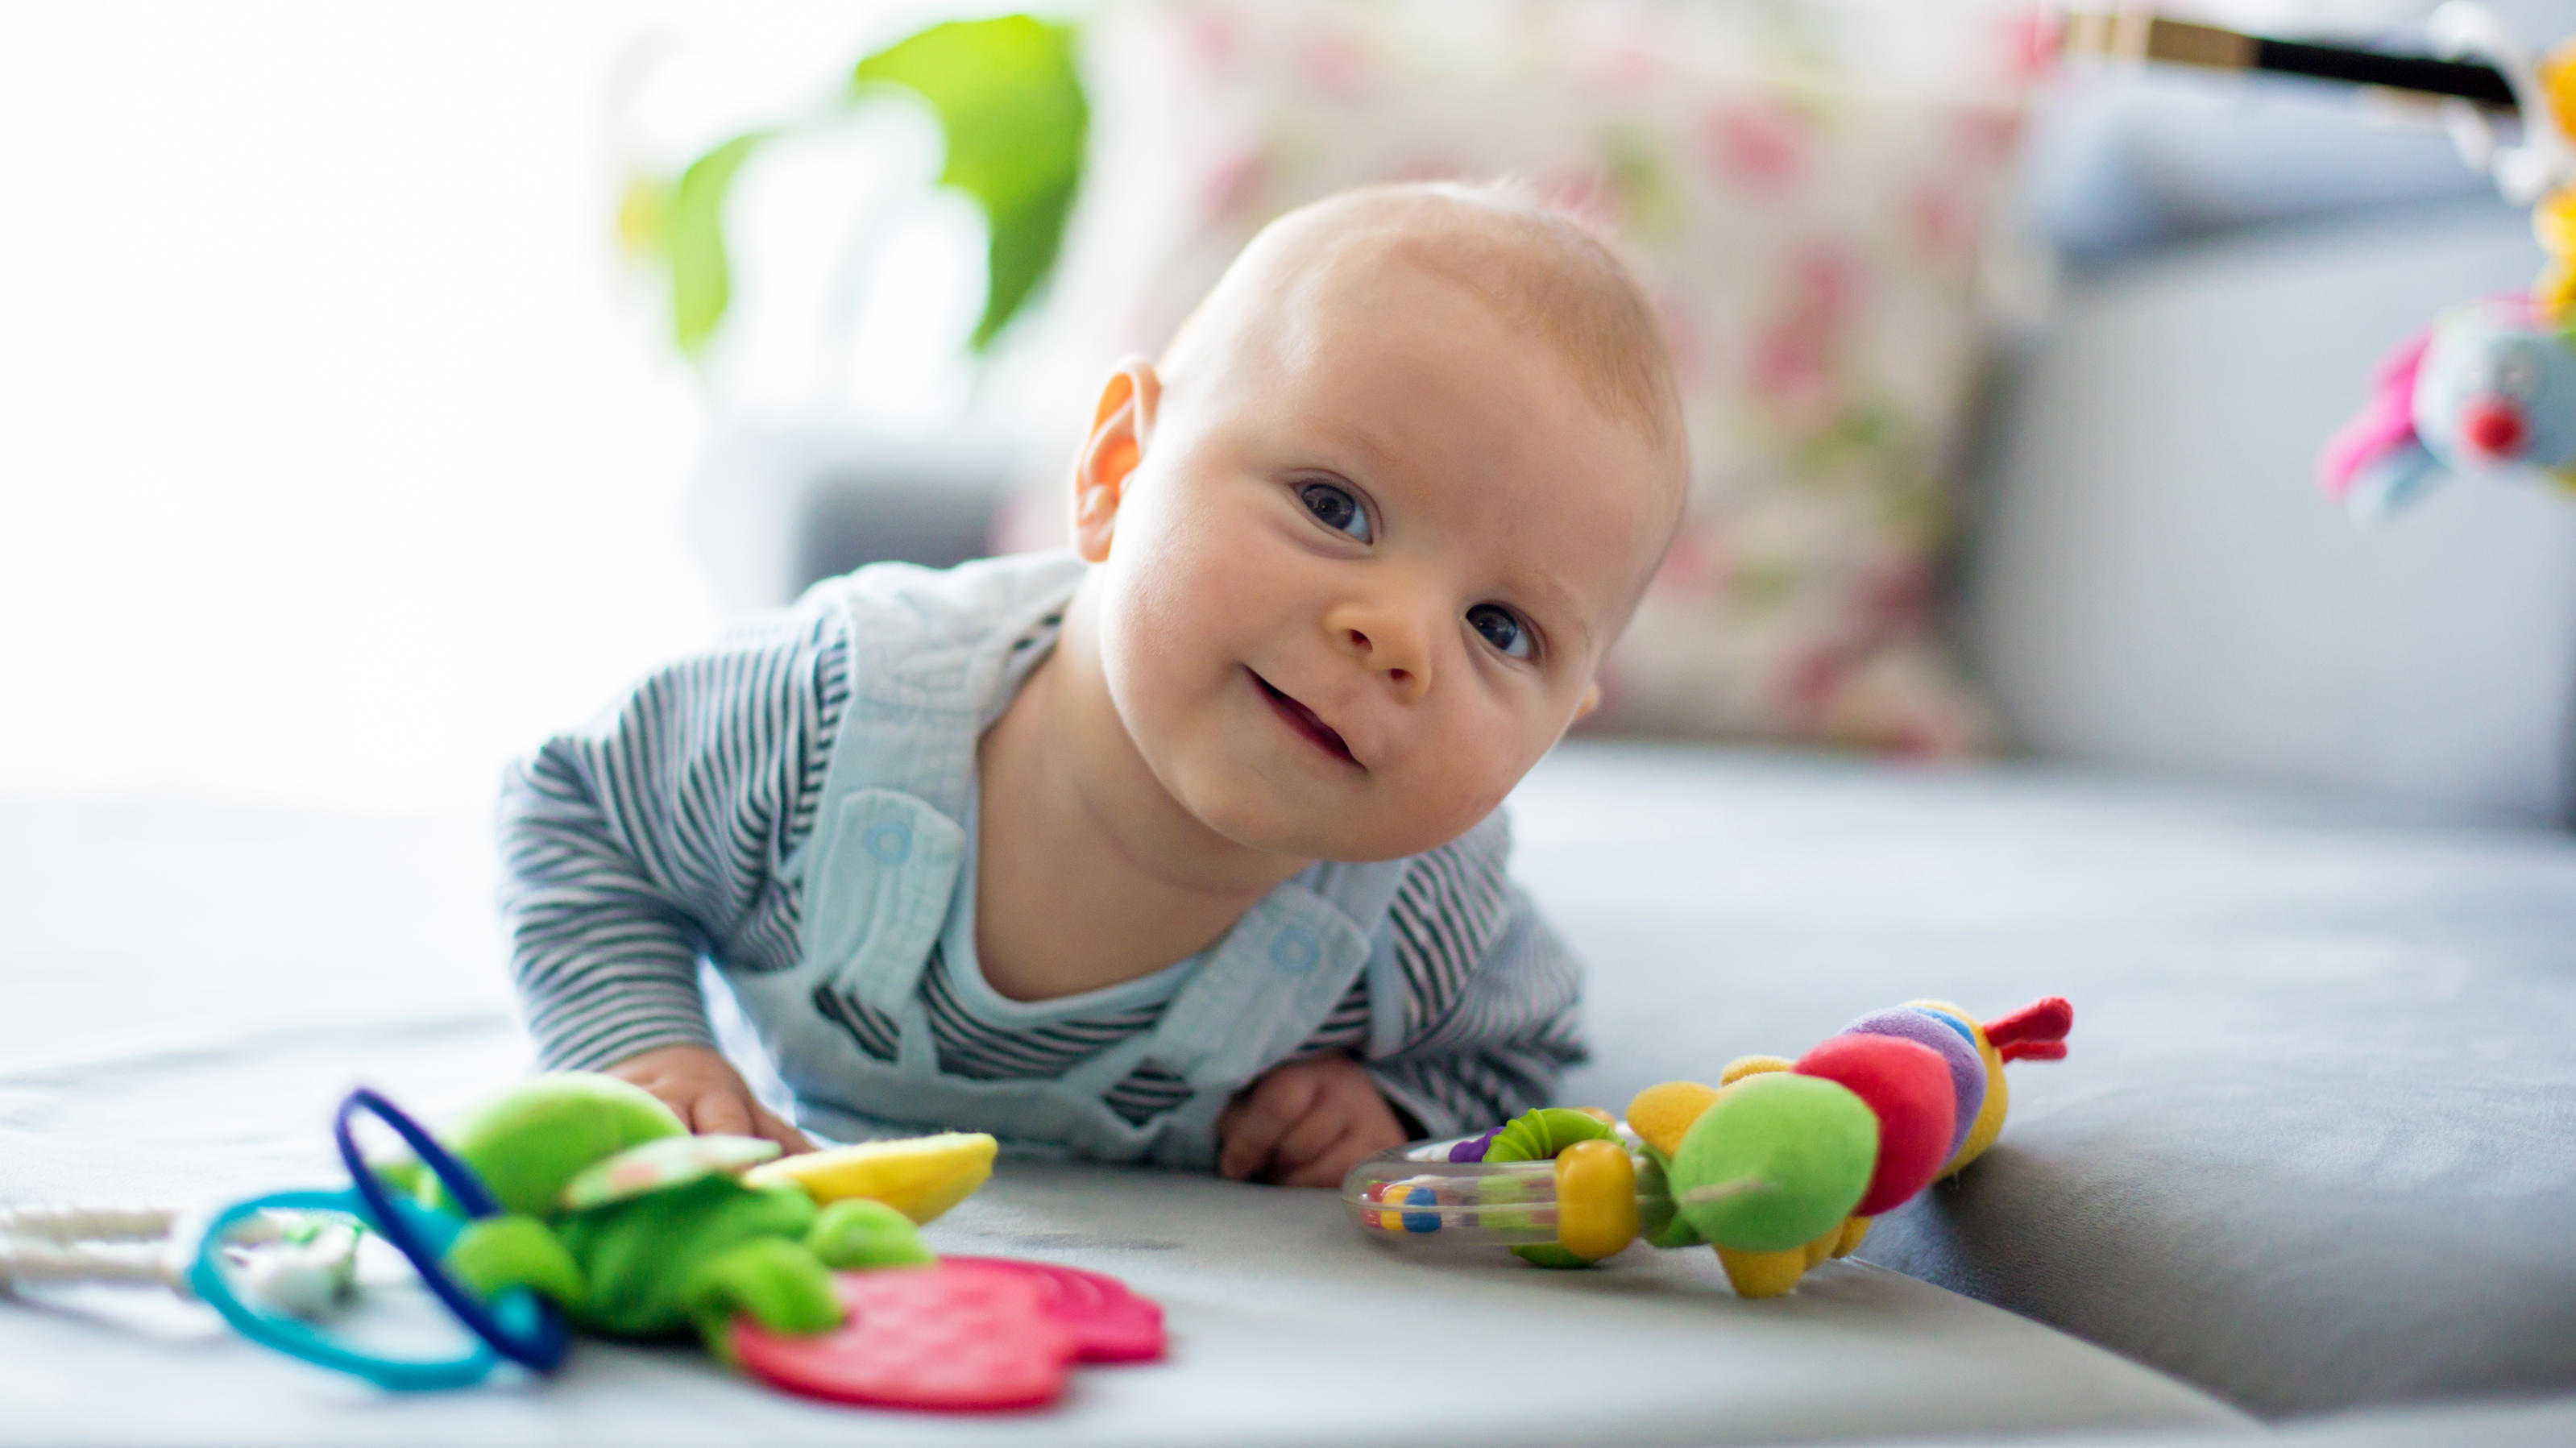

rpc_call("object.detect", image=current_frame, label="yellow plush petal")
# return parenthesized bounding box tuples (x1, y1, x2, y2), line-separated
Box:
(1624, 1081, 1719, 1157)
(1833, 1215, 1872, 1258)
(1715, 1243, 1808, 1298)
(1802, 1225, 1840, 1268)
(744, 1132, 996, 1225)
(1719, 1054, 1794, 1085)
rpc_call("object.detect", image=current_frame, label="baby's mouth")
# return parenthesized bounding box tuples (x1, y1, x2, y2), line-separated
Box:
(1249, 669, 1358, 767)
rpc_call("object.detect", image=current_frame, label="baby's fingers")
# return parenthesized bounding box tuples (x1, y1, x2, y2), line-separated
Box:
(690, 1089, 755, 1139)
(1272, 1126, 1368, 1189)
(1269, 1103, 1351, 1177)
(1218, 1100, 1292, 1180)
(750, 1102, 815, 1155)
(1219, 1068, 1326, 1180)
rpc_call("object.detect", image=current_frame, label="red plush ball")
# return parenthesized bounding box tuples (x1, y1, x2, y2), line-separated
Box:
(1793, 1034, 1957, 1216)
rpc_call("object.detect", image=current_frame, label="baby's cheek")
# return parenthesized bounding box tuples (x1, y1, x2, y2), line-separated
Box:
(1367, 731, 1522, 854)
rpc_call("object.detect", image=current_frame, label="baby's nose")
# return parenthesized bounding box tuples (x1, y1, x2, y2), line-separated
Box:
(1329, 603, 1432, 699)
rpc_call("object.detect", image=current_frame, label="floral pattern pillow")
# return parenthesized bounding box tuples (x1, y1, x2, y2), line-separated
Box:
(1052, 0, 2043, 754)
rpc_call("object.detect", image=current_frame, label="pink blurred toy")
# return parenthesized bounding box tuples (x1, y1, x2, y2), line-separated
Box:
(2318, 295, 2576, 519)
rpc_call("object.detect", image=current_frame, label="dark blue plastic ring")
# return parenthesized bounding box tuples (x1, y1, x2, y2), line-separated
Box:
(335, 1087, 569, 1373)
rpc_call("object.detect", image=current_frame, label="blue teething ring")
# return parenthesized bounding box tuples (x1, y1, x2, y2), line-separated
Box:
(333, 1086, 568, 1375)
(188, 1186, 523, 1391)
(187, 1086, 566, 1390)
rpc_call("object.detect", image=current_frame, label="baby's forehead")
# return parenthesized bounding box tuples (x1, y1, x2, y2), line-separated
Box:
(1173, 185, 1681, 457)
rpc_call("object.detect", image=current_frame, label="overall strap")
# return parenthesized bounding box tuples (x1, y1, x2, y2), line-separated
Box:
(787, 555, 1087, 1017)
(1078, 855, 1413, 1098)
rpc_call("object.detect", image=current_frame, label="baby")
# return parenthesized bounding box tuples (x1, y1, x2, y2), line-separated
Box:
(499, 180, 1686, 1189)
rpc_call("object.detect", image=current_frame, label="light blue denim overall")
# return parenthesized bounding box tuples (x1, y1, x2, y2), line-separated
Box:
(719, 554, 1414, 1168)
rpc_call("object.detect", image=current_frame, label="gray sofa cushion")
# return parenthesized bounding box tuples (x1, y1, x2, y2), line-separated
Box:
(1520, 744, 2576, 1417)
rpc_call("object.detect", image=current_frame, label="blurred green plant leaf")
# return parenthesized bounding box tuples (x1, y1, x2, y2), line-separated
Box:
(645, 14, 1087, 363)
(854, 15, 1088, 351)
(662, 131, 771, 356)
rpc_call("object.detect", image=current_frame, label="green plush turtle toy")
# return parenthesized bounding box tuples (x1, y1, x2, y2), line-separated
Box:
(388, 1073, 996, 1357)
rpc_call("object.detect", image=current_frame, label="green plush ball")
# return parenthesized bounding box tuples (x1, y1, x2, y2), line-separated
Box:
(1669, 1073, 1877, 1254)
(435, 1073, 687, 1218)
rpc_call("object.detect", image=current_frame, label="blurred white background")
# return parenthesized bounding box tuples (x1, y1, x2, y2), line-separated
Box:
(0, 1, 1006, 811)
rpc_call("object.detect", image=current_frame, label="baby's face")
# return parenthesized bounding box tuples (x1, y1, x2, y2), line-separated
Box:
(1085, 257, 1676, 862)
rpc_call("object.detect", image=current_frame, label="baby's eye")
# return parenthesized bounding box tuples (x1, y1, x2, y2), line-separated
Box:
(1467, 604, 1532, 660)
(1299, 481, 1371, 542)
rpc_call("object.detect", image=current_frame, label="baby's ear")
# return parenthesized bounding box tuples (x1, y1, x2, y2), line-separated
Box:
(1071, 358, 1160, 563)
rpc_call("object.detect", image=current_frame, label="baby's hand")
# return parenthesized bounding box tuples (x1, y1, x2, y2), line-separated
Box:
(604, 1043, 812, 1154)
(1217, 1056, 1408, 1188)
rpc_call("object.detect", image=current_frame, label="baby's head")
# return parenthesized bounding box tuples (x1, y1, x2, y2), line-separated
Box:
(1067, 181, 1686, 862)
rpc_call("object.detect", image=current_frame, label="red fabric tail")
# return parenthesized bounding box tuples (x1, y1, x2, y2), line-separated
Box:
(1997, 1039, 2068, 1063)
(1982, 997, 2073, 1060)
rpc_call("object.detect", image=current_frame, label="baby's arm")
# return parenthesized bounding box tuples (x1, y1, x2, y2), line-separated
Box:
(1365, 882, 1588, 1142)
(499, 606, 842, 1148)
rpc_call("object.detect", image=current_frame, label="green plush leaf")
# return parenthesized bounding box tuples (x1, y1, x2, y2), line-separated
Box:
(446, 1214, 585, 1305)
(853, 15, 1088, 350)
(680, 1234, 841, 1354)
(806, 1197, 933, 1270)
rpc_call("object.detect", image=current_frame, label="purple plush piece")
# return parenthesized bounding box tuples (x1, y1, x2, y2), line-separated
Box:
(1449, 1128, 1500, 1164)
(1840, 1007, 1985, 1157)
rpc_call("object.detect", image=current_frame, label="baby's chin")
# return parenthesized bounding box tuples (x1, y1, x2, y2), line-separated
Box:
(1172, 774, 1477, 866)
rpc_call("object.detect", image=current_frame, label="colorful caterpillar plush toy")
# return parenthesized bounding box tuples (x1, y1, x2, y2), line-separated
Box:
(1342, 996, 2072, 1297)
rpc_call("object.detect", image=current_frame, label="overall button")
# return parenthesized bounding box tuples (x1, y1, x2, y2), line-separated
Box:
(1269, 928, 1320, 973)
(864, 821, 913, 864)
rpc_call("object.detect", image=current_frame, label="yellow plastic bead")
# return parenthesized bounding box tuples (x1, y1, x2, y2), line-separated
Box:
(1371, 1181, 1412, 1232)
(1719, 1054, 1794, 1085)
(1715, 1243, 1808, 1298)
(1552, 1139, 1639, 1262)
(1625, 1081, 1720, 1157)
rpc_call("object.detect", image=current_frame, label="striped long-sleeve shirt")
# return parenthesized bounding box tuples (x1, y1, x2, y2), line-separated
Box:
(497, 586, 1587, 1140)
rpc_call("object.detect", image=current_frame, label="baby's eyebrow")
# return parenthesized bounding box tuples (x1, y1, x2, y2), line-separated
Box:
(1506, 570, 1592, 653)
(1292, 411, 1404, 477)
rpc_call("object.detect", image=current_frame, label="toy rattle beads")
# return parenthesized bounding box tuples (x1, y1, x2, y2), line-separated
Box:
(1342, 996, 2072, 1298)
